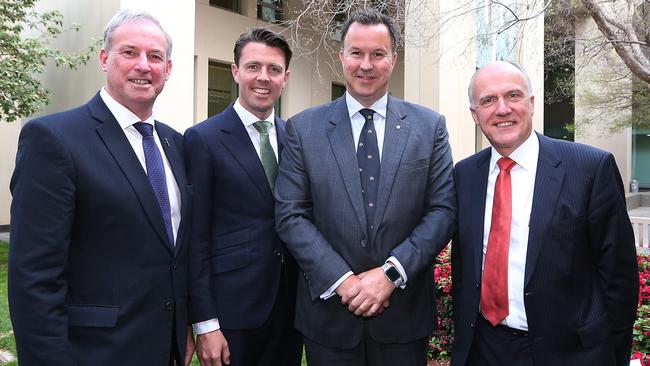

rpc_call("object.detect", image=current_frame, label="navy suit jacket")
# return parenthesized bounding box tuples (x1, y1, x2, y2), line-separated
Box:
(452, 133, 638, 366)
(9, 93, 192, 366)
(185, 105, 298, 329)
(275, 95, 456, 348)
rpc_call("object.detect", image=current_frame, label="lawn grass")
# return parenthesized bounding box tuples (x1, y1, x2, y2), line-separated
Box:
(0, 240, 17, 365)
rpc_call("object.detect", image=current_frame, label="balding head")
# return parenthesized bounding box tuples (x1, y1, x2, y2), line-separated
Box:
(468, 61, 532, 107)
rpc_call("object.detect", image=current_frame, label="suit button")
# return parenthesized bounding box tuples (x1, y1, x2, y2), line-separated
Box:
(360, 239, 367, 248)
(470, 322, 475, 328)
(475, 283, 479, 289)
(165, 301, 173, 311)
(274, 250, 281, 257)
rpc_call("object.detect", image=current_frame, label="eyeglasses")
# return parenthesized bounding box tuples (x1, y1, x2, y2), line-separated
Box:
(472, 91, 527, 110)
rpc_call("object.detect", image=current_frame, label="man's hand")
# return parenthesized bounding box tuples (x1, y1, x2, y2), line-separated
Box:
(349, 267, 396, 317)
(196, 330, 231, 366)
(183, 327, 195, 366)
(335, 274, 362, 305)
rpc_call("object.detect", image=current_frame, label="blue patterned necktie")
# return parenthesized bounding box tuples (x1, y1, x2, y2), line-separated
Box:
(253, 120, 278, 190)
(133, 122, 174, 246)
(357, 109, 380, 231)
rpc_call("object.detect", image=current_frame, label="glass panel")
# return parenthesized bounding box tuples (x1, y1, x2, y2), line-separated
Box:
(208, 61, 237, 117)
(210, 0, 239, 12)
(257, 0, 283, 23)
(332, 83, 346, 100)
(632, 128, 650, 189)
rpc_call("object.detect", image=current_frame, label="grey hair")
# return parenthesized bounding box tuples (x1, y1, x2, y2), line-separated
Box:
(103, 9, 173, 59)
(468, 61, 533, 106)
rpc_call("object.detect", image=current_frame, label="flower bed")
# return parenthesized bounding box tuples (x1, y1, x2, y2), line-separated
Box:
(430, 247, 650, 364)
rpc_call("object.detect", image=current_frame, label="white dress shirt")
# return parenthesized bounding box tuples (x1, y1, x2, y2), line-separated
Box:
(234, 98, 279, 160)
(99, 88, 181, 243)
(321, 92, 408, 300)
(192, 100, 279, 335)
(481, 132, 539, 330)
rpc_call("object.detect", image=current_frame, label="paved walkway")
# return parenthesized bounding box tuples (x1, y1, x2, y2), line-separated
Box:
(629, 206, 650, 218)
(0, 232, 8, 243)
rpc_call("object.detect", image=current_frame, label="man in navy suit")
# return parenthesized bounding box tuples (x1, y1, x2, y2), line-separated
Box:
(9, 9, 193, 366)
(275, 9, 455, 366)
(185, 28, 302, 366)
(452, 61, 639, 366)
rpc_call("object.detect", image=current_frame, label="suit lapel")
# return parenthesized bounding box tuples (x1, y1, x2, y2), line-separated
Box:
(471, 149, 491, 285)
(372, 97, 409, 238)
(89, 94, 173, 253)
(219, 106, 273, 201)
(326, 97, 367, 232)
(525, 133, 563, 285)
(275, 116, 286, 160)
(156, 122, 188, 254)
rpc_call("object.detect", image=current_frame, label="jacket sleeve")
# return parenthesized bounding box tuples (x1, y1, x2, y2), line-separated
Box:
(588, 153, 638, 366)
(9, 120, 77, 365)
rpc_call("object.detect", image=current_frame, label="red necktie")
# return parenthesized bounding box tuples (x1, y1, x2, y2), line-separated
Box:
(480, 157, 516, 326)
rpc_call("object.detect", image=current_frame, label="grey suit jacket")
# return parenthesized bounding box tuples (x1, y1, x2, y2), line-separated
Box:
(275, 95, 456, 348)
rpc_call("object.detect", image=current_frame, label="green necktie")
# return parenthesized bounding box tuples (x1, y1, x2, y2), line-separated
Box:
(253, 120, 278, 190)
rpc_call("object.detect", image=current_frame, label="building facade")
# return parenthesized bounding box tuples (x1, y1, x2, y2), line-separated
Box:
(1, 0, 639, 226)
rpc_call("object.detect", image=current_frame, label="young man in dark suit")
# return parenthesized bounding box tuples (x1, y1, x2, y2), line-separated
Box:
(9, 9, 193, 365)
(185, 28, 302, 366)
(452, 60, 638, 366)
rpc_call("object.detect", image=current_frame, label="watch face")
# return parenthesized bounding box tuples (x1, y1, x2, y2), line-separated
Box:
(385, 266, 401, 282)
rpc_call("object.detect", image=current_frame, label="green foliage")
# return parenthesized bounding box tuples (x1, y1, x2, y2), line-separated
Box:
(0, 241, 16, 362)
(0, 0, 97, 123)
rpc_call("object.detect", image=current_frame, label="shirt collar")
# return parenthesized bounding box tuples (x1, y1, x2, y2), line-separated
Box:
(489, 131, 539, 172)
(100, 88, 155, 128)
(233, 98, 275, 128)
(345, 92, 388, 120)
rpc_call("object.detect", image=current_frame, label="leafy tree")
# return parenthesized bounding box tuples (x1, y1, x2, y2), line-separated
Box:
(0, 0, 97, 123)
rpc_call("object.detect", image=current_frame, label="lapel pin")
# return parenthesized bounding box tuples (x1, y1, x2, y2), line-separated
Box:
(164, 137, 170, 147)
(396, 125, 401, 129)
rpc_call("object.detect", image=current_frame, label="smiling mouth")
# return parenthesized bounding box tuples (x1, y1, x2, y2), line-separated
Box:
(496, 121, 514, 127)
(253, 88, 270, 94)
(129, 79, 151, 85)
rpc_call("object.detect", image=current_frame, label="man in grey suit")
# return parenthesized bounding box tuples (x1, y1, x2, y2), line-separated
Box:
(275, 9, 456, 366)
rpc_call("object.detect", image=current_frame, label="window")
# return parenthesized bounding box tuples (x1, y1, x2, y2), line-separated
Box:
(210, 0, 239, 13)
(208, 61, 237, 117)
(257, 0, 283, 23)
(332, 83, 345, 100)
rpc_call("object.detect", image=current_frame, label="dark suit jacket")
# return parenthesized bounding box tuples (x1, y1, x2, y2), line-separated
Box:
(275, 95, 456, 348)
(9, 93, 192, 366)
(452, 132, 639, 366)
(185, 105, 298, 329)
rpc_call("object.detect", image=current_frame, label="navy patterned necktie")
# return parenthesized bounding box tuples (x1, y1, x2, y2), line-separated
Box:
(357, 108, 380, 231)
(133, 122, 174, 246)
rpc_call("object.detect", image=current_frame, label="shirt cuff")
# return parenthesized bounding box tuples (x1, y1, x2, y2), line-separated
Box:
(387, 255, 408, 289)
(320, 271, 354, 299)
(192, 318, 220, 335)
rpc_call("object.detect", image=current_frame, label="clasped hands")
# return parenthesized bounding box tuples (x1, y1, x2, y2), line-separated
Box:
(335, 267, 396, 318)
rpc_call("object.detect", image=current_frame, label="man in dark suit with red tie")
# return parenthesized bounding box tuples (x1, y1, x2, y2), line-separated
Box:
(9, 9, 193, 365)
(452, 60, 639, 366)
(185, 28, 302, 366)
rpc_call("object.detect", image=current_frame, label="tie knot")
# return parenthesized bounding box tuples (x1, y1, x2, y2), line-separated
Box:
(497, 157, 516, 172)
(253, 120, 272, 134)
(359, 109, 375, 121)
(133, 122, 154, 138)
